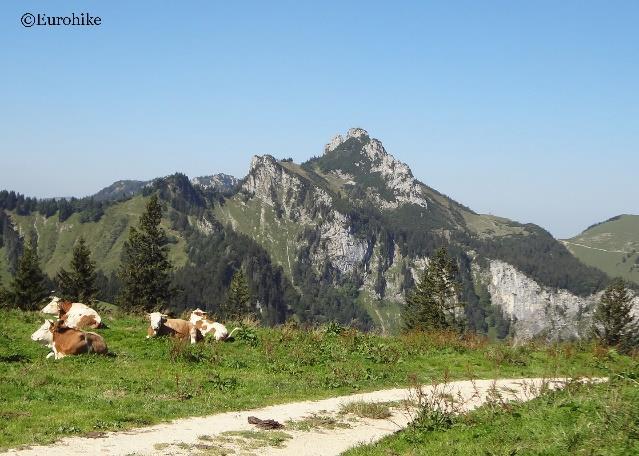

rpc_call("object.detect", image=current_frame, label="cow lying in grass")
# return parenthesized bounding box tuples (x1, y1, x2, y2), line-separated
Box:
(189, 308, 241, 341)
(147, 312, 202, 344)
(31, 320, 55, 359)
(42, 297, 103, 329)
(32, 320, 108, 359)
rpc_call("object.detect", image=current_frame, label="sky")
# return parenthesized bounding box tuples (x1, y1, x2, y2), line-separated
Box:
(0, 1, 637, 238)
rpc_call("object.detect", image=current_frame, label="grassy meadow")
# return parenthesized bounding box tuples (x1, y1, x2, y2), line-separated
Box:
(346, 368, 639, 455)
(0, 307, 636, 451)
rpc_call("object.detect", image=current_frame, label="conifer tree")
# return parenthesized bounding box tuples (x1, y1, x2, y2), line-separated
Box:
(8, 239, 48, 310)
(402, 247, 463, 331)
(593, 278, 638, 351)
(117, 195, 173, 312)
(55, 236, 98, 303)
(222, 269, 252, 320)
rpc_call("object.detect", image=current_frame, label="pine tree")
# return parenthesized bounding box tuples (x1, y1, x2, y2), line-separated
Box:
(222, 269, 252, 320)
(8, 239, 49, 310)
(402, 247, 463, 332)
(117, 195, 173, 312)
(593, 278, 638, 351)
(55, 236, 98, 303)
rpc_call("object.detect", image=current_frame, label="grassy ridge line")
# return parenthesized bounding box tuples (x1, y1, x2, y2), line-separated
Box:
(565, 214, 639, 285)
(3, 196, 188, 278)
(0, 308, 635, 450)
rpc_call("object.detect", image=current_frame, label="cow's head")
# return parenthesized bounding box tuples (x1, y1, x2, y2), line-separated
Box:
(148, 312, 168, 335)
(31, 320, 54, 345)
(190, 308, 208, 324)
(42, 297, 61, 314)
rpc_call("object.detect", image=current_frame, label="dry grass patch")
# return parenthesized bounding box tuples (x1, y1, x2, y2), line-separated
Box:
(339, 401, 393, 419)
(286, 414, 351, 431)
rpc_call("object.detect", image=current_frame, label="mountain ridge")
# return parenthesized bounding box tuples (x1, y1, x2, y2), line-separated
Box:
(1, 128, 631, 338)
(562, 214, 639, 285)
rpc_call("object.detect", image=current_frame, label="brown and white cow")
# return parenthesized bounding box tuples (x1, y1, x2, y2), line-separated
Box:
(31, 320, 56, 359)
(147, 312, 202, 344)
(189, 308, 241, 341)
(47, 320, 108, 360)
(42, 297, 102, 329)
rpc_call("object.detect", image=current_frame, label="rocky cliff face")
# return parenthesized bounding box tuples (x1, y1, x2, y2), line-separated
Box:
(241, 155, 368, 275)
(212, 128, 614, 337)
(479, 259, 639, 341)
(324, 128, 428, 209)
(191, 173, 239, 192)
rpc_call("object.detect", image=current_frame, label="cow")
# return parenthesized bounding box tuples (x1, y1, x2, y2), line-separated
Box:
(42, 297, 102, 329)
(147, 312, 201, 344)
(189, 308, 241, 341)
(47, 320, 108, 360)
(31, 320, 56, 359)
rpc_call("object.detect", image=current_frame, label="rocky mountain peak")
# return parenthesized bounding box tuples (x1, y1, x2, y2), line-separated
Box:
(324, 128, 370, 153)
(320, 128, 427, 209)
(191, 173, 239, 192)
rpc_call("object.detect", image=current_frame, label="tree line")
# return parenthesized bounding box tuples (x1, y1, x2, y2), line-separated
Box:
(0, 195, 254, 321)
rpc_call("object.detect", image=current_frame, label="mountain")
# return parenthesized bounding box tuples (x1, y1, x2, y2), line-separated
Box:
(562, 214, 639, 285)
(1, 128, 635, 338)
(212, 128, 619, 337)
(190, 173, 239, 192)
(92, 180, 150, 202)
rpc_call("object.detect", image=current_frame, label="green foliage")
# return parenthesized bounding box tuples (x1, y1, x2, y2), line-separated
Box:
(6, 240, 48, 310)
(402, 247, 464, 332)
(117, 195, 173, 312)
(346, 365, 639, 456)
(594, 278, 638, 352)
(474, 226, 609, 296)
(220, 269, 252, 320)
(1, 308, 636, 450)
(172, 227, 296, 325)
(55, 237, 98, 303)
(0, 211, 23, 274)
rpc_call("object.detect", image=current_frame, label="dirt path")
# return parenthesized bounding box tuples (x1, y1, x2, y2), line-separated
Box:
(3, 377, 599, 456)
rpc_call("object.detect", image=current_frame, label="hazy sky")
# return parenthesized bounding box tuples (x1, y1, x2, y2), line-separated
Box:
(1, 1, 637, 238)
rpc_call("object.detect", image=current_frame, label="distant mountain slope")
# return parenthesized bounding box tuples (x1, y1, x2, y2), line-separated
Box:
(191, 173, 239, 192)
(562, 214, 639, 285)
(214, 128, 610, 335)
(0, 128, 623, 338)
(5, 195, 188, 277)
(92, 180, 150, 202)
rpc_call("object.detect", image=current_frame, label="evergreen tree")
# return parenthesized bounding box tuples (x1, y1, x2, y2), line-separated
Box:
(593, 278, 638, 351)
(8, 239, 48, 310)
(222, 269, 252, 319)
(402, 247, 463, 331)
(55, 236, 98, 303)
(117, 195, 173, 312)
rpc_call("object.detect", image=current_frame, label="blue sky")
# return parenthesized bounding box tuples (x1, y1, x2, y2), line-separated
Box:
(1, 1, 637, 238)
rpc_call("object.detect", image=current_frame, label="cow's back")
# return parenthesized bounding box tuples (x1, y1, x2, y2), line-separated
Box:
(164, 318, 192, 339)
(64, 305, 102, 329)
(53, 330, 89, 356)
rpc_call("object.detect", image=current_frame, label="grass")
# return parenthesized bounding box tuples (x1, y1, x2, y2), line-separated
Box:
(219, 430, 292, 449)
(339, 401, 393, 419)
(3, 196, 188, 278)
(565, 214, 639, 285)
(0, 308, 636, 451)
(286, 414, 351, 431)
(345, 368, 639, 455)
